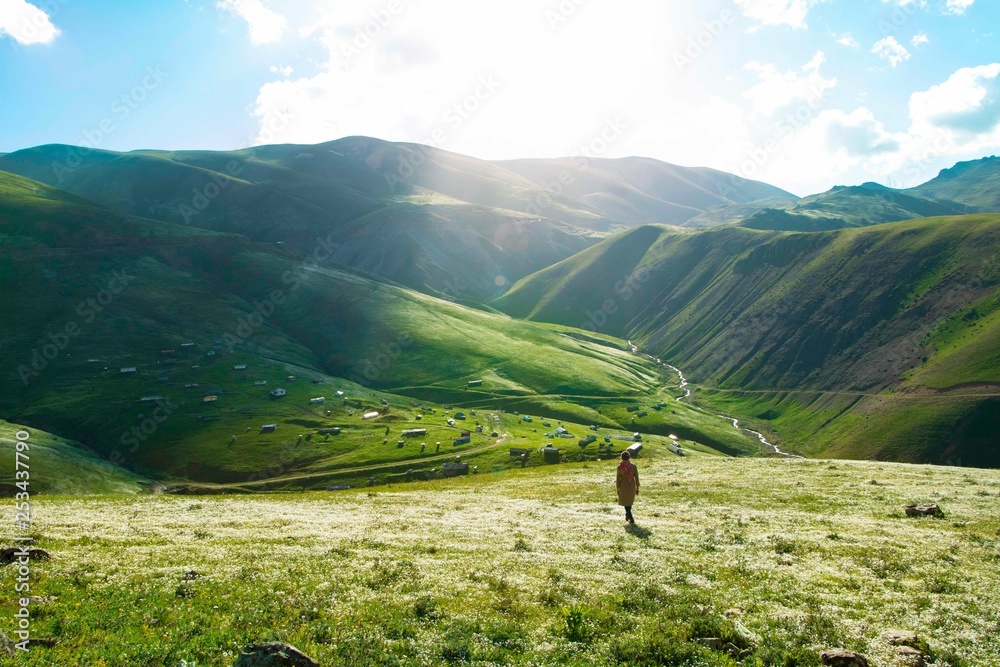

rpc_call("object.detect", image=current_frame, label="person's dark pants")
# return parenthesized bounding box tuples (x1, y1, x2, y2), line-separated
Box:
(624, 506, 634, 523)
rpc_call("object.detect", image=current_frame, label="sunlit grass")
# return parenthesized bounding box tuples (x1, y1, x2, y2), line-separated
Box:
(3, 457, 998, 666)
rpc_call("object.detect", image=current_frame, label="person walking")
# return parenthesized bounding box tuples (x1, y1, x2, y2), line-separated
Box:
(616, 450, 639, 524)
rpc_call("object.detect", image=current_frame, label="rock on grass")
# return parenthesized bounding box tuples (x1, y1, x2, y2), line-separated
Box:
(232, 642, 319, 667)
(820, 648, 869, 666)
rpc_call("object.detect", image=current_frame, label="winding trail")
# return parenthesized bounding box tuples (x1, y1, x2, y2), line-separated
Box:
(628, 341, 802, 459)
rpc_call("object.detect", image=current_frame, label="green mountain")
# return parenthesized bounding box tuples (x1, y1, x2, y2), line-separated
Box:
(681, 157, 1000, 231)
(495, 215, 1000, 466)
(908, 155, 1000, 211)
(495, 156, 796, 227)
(680, 196, 799, 228)
(0, 168, 227, 246)
(0, 138, 792, 301)
(0, 170, 758, 486)
(735, 182, 970, 231)
(4, 148, 998, 476)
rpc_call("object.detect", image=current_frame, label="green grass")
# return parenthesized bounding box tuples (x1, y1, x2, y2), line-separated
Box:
(736, 182, 968, 231)
(495, 215, 1000, 464)
(0, 420, 145, 494)
(2, 211, 768, 486)
(3, 456, 998, 665)
(694, 388, 1000, 467)
(909, 155, 1000, 212)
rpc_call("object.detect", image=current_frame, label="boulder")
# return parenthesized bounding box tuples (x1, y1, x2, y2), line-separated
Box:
(881, 629, 919, 647)
(904, 504, 943, 518)
(233, 643, 319, 667)
(896, 646, 925, 667)
(820, 648, 869, 667)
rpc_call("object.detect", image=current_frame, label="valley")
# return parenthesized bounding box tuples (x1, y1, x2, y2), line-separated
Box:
(5, 5, 999, 664)
(1, 144, 998, 494)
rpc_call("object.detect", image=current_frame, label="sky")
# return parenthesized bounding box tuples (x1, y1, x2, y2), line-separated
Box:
(0, 0, 998, 196)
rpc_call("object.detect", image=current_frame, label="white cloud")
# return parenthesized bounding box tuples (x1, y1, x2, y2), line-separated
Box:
(751, 107, 908, 192)
(871, 36, 911, 67)
(824, 108, 902, 156)
(625, 97, 751, 172)
(249, 1, 663, 157)
(269, 64, 293, 77)
(0, 0, 59, 45)
(911, 32, 929, 46)
(945, 0, 975, 15)
(732, 0, 824, 29)
(764, 63, 1000, 192)
(910, 63, 1000, 134)
(240, 0, 997, 197)
(836, 32, 860, 48)
(218, 0, 286, 45)
(744, 51, 837, 115)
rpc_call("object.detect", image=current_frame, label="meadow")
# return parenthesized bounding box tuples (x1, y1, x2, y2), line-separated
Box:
(3, 453, 998, 666)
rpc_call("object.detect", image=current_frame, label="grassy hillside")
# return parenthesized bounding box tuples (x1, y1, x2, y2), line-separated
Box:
(0, 174, 759, 484)
(681, 196, 802, 228)
(909, 155, 1000, 212)
(496, 155, 795, 226)
(0, 419, 145, 494)
(0, 170, 226, 247)
(495, 215, 1000, 465)
(735, 182, 969, 231)
(319, 201, 593, 301)
(0, 138, 791, 301)
(3, 456, 998, 665)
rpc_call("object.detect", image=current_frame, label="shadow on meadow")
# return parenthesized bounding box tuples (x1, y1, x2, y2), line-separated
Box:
(625, 523, 653, 539)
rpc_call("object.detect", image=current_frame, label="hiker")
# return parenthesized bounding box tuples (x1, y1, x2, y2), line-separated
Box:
(616, 450, 639, 524)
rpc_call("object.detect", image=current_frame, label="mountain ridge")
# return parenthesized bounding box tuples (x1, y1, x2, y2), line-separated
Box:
(494, 214, 1000, 465)
(0, 137, 794, 300)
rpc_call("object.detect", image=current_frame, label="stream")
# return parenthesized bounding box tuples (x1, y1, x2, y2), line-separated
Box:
(628, 341, 801, 458)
